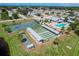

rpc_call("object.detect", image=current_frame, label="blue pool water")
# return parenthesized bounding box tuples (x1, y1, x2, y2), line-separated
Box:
(55, 23, 65, 28)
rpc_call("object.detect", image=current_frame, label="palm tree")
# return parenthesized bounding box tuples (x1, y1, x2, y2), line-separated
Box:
(53, 38, 59, 45)
(61, 27, 65, 35)
(64, 17, 68, 22)
(70, 23, 76, 30)
(70, 19, 79, 36)
(75, 24, 79, 36)
(65, 27, 72, 34)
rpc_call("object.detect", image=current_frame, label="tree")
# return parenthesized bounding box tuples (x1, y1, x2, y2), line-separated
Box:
(2, 24, 7, 28)
(65, 27, 72, 34)
(53, 38, 59, 45)
(5, 27, 12, 33)
(70, 23, 76, 30)
(69, 19, 78, 30)
(12, 20, 16, 25)
(44, 19, 48, 22)
(74, 24, 79, 36)
(51, 12, 54, 14)
(12, 13, 19, 19)
(69, 11, 74, 17)
(37, 14, 41, 16)
(67, 27, 72, 32)
(61, 27, 65, 34)
(1, 9, 9, 20)
(17, 9, 28, 16)
(70, 19, 79, 36)
(64, 17, 68, 22)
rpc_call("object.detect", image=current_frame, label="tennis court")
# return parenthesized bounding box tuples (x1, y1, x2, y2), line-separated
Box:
(9, 22, 33, 32)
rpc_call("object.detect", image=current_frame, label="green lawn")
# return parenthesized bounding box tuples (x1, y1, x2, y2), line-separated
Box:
(0, 26, 30, 56)
(0, 24, 79, 56)
(42, 33, 79, 56)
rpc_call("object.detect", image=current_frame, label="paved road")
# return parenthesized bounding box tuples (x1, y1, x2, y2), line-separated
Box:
(0, 14, 27, 23)
(18, 14, 27, 19)
(0, 19, 24, 23)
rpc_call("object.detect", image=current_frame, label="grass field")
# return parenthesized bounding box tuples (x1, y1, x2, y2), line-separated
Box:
(0, 19, 79, 55)
(1, 24, 79, 56)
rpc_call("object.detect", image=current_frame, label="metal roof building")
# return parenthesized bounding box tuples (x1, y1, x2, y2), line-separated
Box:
(27, 28, 43, 42)
(42, 25, 60, 35)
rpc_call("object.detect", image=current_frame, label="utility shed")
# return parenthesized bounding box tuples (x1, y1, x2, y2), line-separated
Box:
(20, 32, 34, 49)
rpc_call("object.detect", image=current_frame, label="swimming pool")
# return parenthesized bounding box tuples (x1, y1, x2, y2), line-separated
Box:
(55, 23, 65, 28)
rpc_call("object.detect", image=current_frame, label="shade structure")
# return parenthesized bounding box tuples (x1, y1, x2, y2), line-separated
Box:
(27, 27, 43, 42)
(42, 25, 60, 35)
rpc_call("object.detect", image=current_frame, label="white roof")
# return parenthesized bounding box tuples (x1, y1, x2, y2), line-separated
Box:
(42, 25, 59, 35)
(67, 20, 75, 23)
(27, 28, 43, 41)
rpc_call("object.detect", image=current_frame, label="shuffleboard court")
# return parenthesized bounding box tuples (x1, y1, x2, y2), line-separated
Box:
(39, 31, 56, 40)
(39, 31, 49, 35)
(33, 26, 57, 40)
